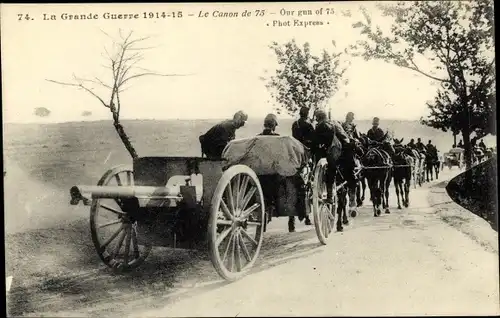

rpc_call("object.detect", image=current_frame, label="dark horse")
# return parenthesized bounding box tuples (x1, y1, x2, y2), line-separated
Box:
(392, 138, 413, 209)
(335, 140, 365, 231)
(425, 147, 440, 182)
(359, 134, 395, 216)
(354, 133, 368, 208)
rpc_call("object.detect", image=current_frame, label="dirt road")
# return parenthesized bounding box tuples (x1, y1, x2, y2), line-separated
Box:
(133, 170, 499, 317)
(6, 169, 499, 317)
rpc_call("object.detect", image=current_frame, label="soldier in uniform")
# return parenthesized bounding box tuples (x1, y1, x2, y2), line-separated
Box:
(313, 110, 351, 204)
(292, 106, 315, 149)
(290, 106, 315, 228)
(479, 139, 487, 152)
(426, 140, 436, 153)
(341, 112, 360, 141)
(199, 111, 248, 158)
(258, 113, 312, 232)
(258, 114, 279, 136)
(416, 138, 425, 153)
(407, 138, 416, 150)
(342, 111, 362, 176)
(256, 114, 281, 230)
(366, 117, 386, 142)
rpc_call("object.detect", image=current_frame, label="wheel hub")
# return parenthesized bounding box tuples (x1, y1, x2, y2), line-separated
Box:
(233, 218, 246, 228)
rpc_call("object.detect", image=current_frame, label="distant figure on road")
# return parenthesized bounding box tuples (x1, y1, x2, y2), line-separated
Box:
(479, 139, 487, 151)
(291, 106, 315, 149)
(471, 136, 479, 148)
(366, 117, 385, 142)
(199, 111, 248, 158)
(258, 114, 279, 136)
(457, 140, 464, 148)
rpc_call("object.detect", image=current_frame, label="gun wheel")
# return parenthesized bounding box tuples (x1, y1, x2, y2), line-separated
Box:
(90, 165, 152, 272)
(208, 165, 265, 281)
(312, 158, 336, 245)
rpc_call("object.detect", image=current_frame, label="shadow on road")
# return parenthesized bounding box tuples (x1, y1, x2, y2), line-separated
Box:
(6, 219, 323, 316)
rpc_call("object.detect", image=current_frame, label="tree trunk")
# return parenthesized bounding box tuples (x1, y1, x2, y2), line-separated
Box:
(453, 133, 457, 146)
(113, 121, 139, 160)
(461, 128, 473, 171)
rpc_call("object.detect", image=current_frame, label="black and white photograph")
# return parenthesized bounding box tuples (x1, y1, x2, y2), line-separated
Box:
(2, 1, 498, 316)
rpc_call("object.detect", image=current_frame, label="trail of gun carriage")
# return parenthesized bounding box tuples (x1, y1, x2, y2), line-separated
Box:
(4, 1, 497, 317)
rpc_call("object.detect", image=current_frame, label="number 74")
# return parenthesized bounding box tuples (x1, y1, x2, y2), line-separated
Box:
(17, 13, 31, 21)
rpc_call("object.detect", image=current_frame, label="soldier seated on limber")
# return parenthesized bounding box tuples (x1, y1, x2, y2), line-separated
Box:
(258, 114, 280, 136)
(256, 114, 281, 227)
(199, 111, 248, 159)
(257, 114, 313, 232)
(292, 106, 315, 149)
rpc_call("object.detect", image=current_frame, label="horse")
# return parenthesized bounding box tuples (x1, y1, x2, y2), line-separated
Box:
(425, 147, 440, 182)
(355, 134, 369, 207)
(359, 134, 394, 216)
(334, 139, 364, 232)
(392, 138, 413, 209)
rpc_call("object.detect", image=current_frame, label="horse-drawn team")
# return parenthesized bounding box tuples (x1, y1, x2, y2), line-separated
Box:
(199, 108, 443, 233)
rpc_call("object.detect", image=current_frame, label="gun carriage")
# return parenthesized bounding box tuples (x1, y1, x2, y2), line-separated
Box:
(70, 136, 338, 281)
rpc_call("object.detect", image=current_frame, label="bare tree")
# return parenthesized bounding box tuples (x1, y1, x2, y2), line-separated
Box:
(47, 29, 190, 159)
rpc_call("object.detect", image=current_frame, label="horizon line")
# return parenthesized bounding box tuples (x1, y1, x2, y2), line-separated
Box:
(4, 117, 424, 125)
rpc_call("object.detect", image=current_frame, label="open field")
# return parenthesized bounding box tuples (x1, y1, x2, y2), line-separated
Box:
(3, 118, 467, 234)
(4, 119, 498, 316)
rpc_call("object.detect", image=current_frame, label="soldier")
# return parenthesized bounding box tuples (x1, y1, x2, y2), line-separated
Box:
(258, 113, 279, 136)
(479, 139, 487, 152)
(342, 111, 363, 177)
(341, 112, 360, 141)
(288, 109, 315, 229)
(366, 117, 386, 142)
(416, 138, 425, 152)
(313, 110, 351, 204)
(426, 140, 437, 157)
(407, 138, 416, 150)
(256, 114, 281, 230)
(292, 106, 315, 149)
(199, 111, 248, 158)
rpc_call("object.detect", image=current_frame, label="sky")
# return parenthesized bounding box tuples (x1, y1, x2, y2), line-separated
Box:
(2, 2, 444, 123)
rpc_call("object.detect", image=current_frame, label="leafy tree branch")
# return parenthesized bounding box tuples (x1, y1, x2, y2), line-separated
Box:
(350, 0, 495, 169)
(264, 39, 349, 119)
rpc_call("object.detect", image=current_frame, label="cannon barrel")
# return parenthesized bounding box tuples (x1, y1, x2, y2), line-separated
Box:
(70, 185, 181, 206)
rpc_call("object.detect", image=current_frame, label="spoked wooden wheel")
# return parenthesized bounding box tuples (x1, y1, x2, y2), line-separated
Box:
(312, 158, 336, 245)
(90, 165, 152, 272)
(208, 165, 265, 281)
